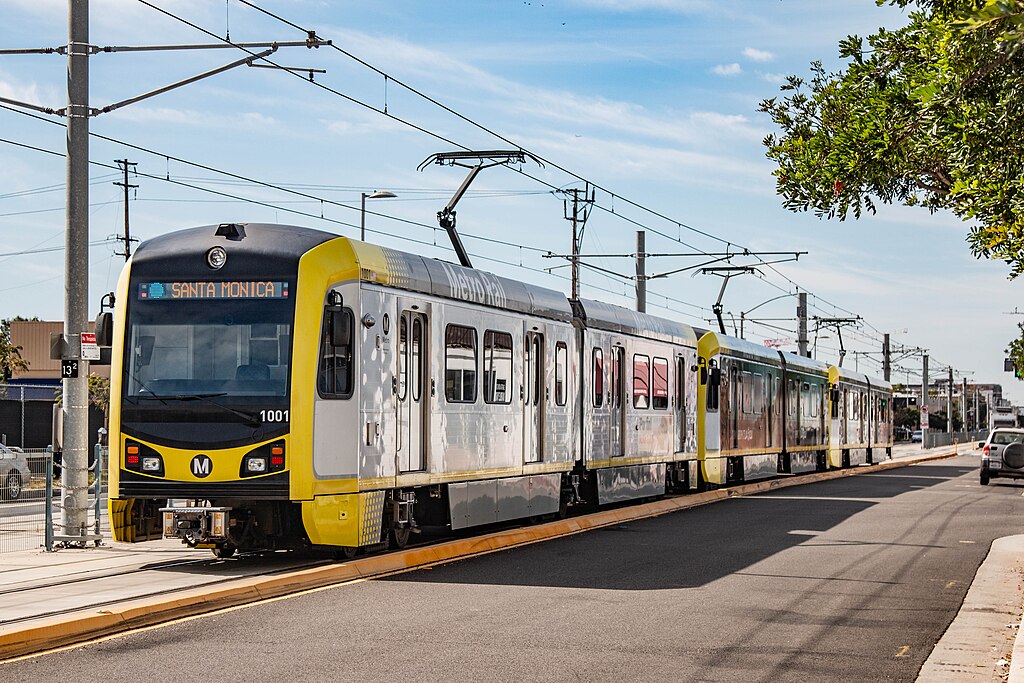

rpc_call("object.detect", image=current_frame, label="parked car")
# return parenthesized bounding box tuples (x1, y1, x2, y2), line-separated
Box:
(980, 428, 1024, 486)
(0, 443, 31, 500)
(911, 430, 923, 443)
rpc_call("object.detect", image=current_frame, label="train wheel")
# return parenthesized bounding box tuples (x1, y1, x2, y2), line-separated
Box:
(212, 544, 236, 559)
(335, 546, 358, 560)
(389, 525, 412, 549)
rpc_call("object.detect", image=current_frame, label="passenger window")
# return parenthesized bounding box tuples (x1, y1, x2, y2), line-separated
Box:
(483, 330, 513, 405)
(652, 357, 668, 410)
(398, 316, 408, 401)
(741, 371, 753, 415)
(613, 348, 623, 408)
(444, 324, 477, 403)
(412, 318, 423, 402)
(593, 348, 604, 407)
(555, 342, 568, 407)
(317, 307, 354, 399)
(633, 354, 650, 409)
(788, 379, 797, 416)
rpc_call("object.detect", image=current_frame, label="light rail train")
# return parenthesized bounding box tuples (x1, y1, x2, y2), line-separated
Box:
(106, 223, 893, 557)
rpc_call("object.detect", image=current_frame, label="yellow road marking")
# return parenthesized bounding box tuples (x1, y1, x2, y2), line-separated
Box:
(895, 645, 911, 658)
(945, 580, 959, 589)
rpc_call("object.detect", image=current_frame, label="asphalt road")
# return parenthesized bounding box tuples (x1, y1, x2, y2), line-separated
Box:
(3, 454, 1019, 682)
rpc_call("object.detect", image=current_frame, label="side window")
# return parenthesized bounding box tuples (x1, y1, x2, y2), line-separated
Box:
(652, 357, 669, 410)
(555, 342, 568, 407)
(398, 316, 409, 401)
(412, 318, 423, 402)
(317, 307, 354, 399)
(811, 383, 820, 417)
(483, 330, 513, 405)
(705, 360, 719, 412)
(752, 373, 764, 415)
(593, 348, 604, 407)
(633, 354, 650, 409)
(676, 357, 685, 409)
(445, 324, 477, 403)
(613, 348, 623, 408)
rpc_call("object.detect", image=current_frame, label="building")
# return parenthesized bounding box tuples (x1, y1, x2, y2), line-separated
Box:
(8, 320, 109, 387)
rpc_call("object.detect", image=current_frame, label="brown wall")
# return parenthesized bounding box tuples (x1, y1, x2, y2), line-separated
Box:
(9, 320, 110, 380)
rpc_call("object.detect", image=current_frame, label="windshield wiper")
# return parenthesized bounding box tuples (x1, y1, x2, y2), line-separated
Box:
(138, 393, 262, 427)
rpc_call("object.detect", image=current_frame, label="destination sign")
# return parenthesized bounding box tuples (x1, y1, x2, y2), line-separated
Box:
(139, 281, 289, 301)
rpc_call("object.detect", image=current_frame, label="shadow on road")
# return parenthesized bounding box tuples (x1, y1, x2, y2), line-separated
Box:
(385, 461, 977, 591)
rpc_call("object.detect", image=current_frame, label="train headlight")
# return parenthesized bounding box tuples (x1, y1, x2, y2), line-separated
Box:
(246, 457, 267, 473)
(206, 246, 228, 270)
(142, 456, 162, 472)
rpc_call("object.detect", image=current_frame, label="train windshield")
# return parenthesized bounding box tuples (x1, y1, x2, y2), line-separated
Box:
(123, 304, 292, 403)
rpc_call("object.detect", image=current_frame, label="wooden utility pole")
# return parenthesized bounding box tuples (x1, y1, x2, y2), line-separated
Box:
(113, 159, 138, 260)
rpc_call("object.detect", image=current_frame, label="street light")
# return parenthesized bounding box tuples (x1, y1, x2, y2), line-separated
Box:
(360, 190, 397, 241)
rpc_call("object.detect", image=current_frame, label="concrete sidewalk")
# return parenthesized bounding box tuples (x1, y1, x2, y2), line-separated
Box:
(916, 535, 1024, 682)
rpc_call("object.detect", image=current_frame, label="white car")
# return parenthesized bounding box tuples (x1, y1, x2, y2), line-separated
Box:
(980, 428, 1024, 486)
(0, 444, 31, 500)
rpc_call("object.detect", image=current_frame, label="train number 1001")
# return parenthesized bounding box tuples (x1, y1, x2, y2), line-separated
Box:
(260, 409, 290, 423)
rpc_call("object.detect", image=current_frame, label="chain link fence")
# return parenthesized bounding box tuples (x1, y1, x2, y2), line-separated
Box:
(0, 447, 108, 553)
(924, 429, 989, 450)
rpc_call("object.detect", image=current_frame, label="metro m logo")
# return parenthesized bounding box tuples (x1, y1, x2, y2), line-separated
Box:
(190, 454, 213, 478)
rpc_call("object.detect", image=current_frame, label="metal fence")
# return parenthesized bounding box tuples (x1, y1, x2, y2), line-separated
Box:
(0, 447, 108, 553)
(924, 430, 988, 450)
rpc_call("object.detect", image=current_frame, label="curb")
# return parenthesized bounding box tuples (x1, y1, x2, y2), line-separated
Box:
(0, 448, 960, 661)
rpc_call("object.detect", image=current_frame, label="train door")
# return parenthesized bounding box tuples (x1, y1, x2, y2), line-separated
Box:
(396, 308, 427, 473)
(730, 362, 739, 449)
(610, 345, 625, 456)
(524, 330, 544, 463)
(766, 372, 774, 448)
(674, 354, 686, 452)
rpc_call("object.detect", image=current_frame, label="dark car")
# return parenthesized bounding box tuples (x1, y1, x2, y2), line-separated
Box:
(980, 428, 1024, 485)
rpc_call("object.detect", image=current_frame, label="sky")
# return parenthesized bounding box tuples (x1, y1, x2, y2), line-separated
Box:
(0, 0, 1021, 404)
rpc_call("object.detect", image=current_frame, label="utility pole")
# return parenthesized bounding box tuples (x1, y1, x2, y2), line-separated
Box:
(635, 231, 646, 313)
(947, 367, 954, 436)
(562, 185, 593, 300)
(921, 354, 929, 440)
(1, 11, 328, 547)
(61, 0, 91, 542)
(962, 377, 968, 434)
(113, 159, 138, 260)
(797, 292, 809, 357)
(883, 333, 891, 381)
(974, 388, 979, 431)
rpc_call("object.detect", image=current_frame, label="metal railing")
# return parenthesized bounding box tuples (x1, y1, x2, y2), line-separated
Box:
(0, 446, 108, 553)
(924, 430, 988, 450)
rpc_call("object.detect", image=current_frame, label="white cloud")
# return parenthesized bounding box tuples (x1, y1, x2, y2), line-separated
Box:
(711, 63, 742, 77)
(761, 72, 788, 85)
(743, 47, 775, 63)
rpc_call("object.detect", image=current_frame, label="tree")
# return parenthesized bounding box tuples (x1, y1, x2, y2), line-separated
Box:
(760, 0, 1024, 373)
(0, 318, 29, 382)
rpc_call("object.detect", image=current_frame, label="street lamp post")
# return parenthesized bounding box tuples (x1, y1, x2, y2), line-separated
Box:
(360, 190, 397, 241)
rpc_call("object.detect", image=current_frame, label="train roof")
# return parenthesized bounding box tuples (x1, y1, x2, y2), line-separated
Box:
(778, 350, 830, 376)
(360, 243, 574, 322)
(698, 331, 784, 365)
(829, 366, 871, 387)
(573, 298, 698, 346)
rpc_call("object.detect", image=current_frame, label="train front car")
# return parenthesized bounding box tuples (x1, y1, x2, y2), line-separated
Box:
(109, 224, 334, 556)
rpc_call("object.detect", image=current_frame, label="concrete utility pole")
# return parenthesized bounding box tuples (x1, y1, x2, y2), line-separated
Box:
(113, 159, 138, 261)
(962, 377, 968, 433)
(797, 293, 809, 357)
(947, 367, 954, 436)
(63, 0, 91, 540)
(974, 389, 979, 431)
(635, 231, 646, 313)
(922, 354, 929, 438)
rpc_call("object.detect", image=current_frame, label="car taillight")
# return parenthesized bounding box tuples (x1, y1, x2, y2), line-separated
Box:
(983, 445, 990, 456)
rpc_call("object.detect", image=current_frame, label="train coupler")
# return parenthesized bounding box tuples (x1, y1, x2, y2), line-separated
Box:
(159, 506, 232, 545)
